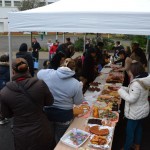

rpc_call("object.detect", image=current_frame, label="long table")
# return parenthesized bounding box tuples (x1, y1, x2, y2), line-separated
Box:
(54, 67, 119, 150)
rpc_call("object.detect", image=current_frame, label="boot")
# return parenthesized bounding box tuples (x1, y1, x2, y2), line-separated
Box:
(134, 144, 140, 150)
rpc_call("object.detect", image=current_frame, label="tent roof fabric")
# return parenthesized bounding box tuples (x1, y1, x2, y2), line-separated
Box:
(8, 0, 150, 35)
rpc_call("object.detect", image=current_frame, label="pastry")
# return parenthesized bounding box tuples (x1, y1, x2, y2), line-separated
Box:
(73, 107, 84, 116)
(88, 119, 102, 125)
(90, 135, 107, 145)
(73, 104, 90, 116)
(89, 126, 109, 136)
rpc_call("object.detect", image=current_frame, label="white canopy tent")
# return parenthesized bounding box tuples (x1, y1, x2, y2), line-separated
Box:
(7, 0, 150, 79)
(8, 0, 150, 35)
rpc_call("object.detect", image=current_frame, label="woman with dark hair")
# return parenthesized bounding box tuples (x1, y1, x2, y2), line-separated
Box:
(16, 43, 34, 77)
(82, 47, 98, 84)
(125, 46, 131, 57)
(49, 52, 66, 70)
(118, 61, 150, 150)
(0, 58, 54, 150)
(132, 48, 147, 67)
(131, 43, 147, 68)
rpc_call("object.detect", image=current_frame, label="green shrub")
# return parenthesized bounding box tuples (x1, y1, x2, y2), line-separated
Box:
(74, 37, 84, 51)
(103, 38, 115, 50)
(40, 47, 48, 52)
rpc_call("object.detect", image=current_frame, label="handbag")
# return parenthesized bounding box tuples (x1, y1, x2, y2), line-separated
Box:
(34, 60, 39, 69)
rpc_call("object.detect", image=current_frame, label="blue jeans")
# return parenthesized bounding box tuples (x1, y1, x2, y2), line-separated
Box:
(124, 119, 143, 150)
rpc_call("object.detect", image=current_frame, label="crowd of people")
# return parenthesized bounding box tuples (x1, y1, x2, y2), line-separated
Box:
(0, 37, 149, 150)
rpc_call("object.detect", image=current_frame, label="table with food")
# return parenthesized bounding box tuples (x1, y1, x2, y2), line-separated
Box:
(55, 65, 124, 150)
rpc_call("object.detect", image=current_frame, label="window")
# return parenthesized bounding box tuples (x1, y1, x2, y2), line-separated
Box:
(14, 1, 21, 7)
(0, 1, 2, 6)
(5, 1, 11, 7)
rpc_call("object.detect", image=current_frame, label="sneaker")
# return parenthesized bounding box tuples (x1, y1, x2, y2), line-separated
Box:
(0, 118, 9, 125)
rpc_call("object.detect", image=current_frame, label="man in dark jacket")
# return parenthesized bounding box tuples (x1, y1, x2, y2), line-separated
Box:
(16, 43, 34, 77)
(32, 38, 41, 61)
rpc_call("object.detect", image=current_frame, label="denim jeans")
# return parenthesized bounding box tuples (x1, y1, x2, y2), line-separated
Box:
(124, 118, 143, 150)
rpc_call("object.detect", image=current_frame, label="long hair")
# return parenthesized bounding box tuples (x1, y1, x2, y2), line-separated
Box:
(130, 61, 145, 77)
(133, 48, 147, 67)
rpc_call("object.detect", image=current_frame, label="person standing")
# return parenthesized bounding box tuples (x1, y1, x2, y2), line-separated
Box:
(82, 47, 98, 84)
(113, 41, 124, 59)
(49, 52, 66, 70)
(0, 58, 54, 150)
(47, 39, 53, 52)
(118, 61, 150, 150)
(37, 58, 83, 144)
(49, 40, 59, 61)
(0, 54, 10, 125)
(32, 38, 41, 61)
(16, 43, 34, 77)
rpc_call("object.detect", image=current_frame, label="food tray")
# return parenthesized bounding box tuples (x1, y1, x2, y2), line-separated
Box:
(86, 117, 103, 125)
(60, 128, 90, 148)
(73, 103, 90, 117)
(86, 117, 114, 127)
(98, 110, 119, 123)
(88, 125, 114, 149)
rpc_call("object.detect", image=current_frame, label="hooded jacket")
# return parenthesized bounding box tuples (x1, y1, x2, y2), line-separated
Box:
(0, 76, 54, 150)
(118, 75, 150, 120)
(37, 67, 83, 110)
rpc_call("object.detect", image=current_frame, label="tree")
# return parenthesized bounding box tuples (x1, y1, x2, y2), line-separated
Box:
(17, 0, 46, 47)
(18, 0, 46, 11)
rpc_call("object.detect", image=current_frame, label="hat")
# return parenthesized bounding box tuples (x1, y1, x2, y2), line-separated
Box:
(12, 58, 28, 73)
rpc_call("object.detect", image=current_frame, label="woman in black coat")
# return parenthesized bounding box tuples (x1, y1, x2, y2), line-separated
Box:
(16, 43, 34, 77)
(82, 47, 98, 84)
(0, 58, 54, 150)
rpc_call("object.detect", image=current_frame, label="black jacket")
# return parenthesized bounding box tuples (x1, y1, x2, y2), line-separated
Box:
(82, 55, 97, 83)
(0, 62, 10, 90)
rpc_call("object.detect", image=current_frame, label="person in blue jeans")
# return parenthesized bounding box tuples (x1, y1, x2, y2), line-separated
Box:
(118, 61, 150, 150)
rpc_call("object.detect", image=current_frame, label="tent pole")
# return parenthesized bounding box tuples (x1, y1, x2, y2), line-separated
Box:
(63, 32, 65, 43)
(31, 32, 33, 47)
(146, 36, 150, 73)
(8, 31, 12, 81)
(83, 33, 86, 52)
(56, 32, 58, 40)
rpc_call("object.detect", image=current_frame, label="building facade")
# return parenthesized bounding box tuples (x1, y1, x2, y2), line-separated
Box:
(0, 0, 59, 32)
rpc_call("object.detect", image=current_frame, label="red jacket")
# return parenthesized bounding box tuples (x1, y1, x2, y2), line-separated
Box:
(49, 44, 58, 54)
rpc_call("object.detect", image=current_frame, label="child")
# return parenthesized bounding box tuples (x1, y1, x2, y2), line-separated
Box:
(118, 61, 150, 150)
